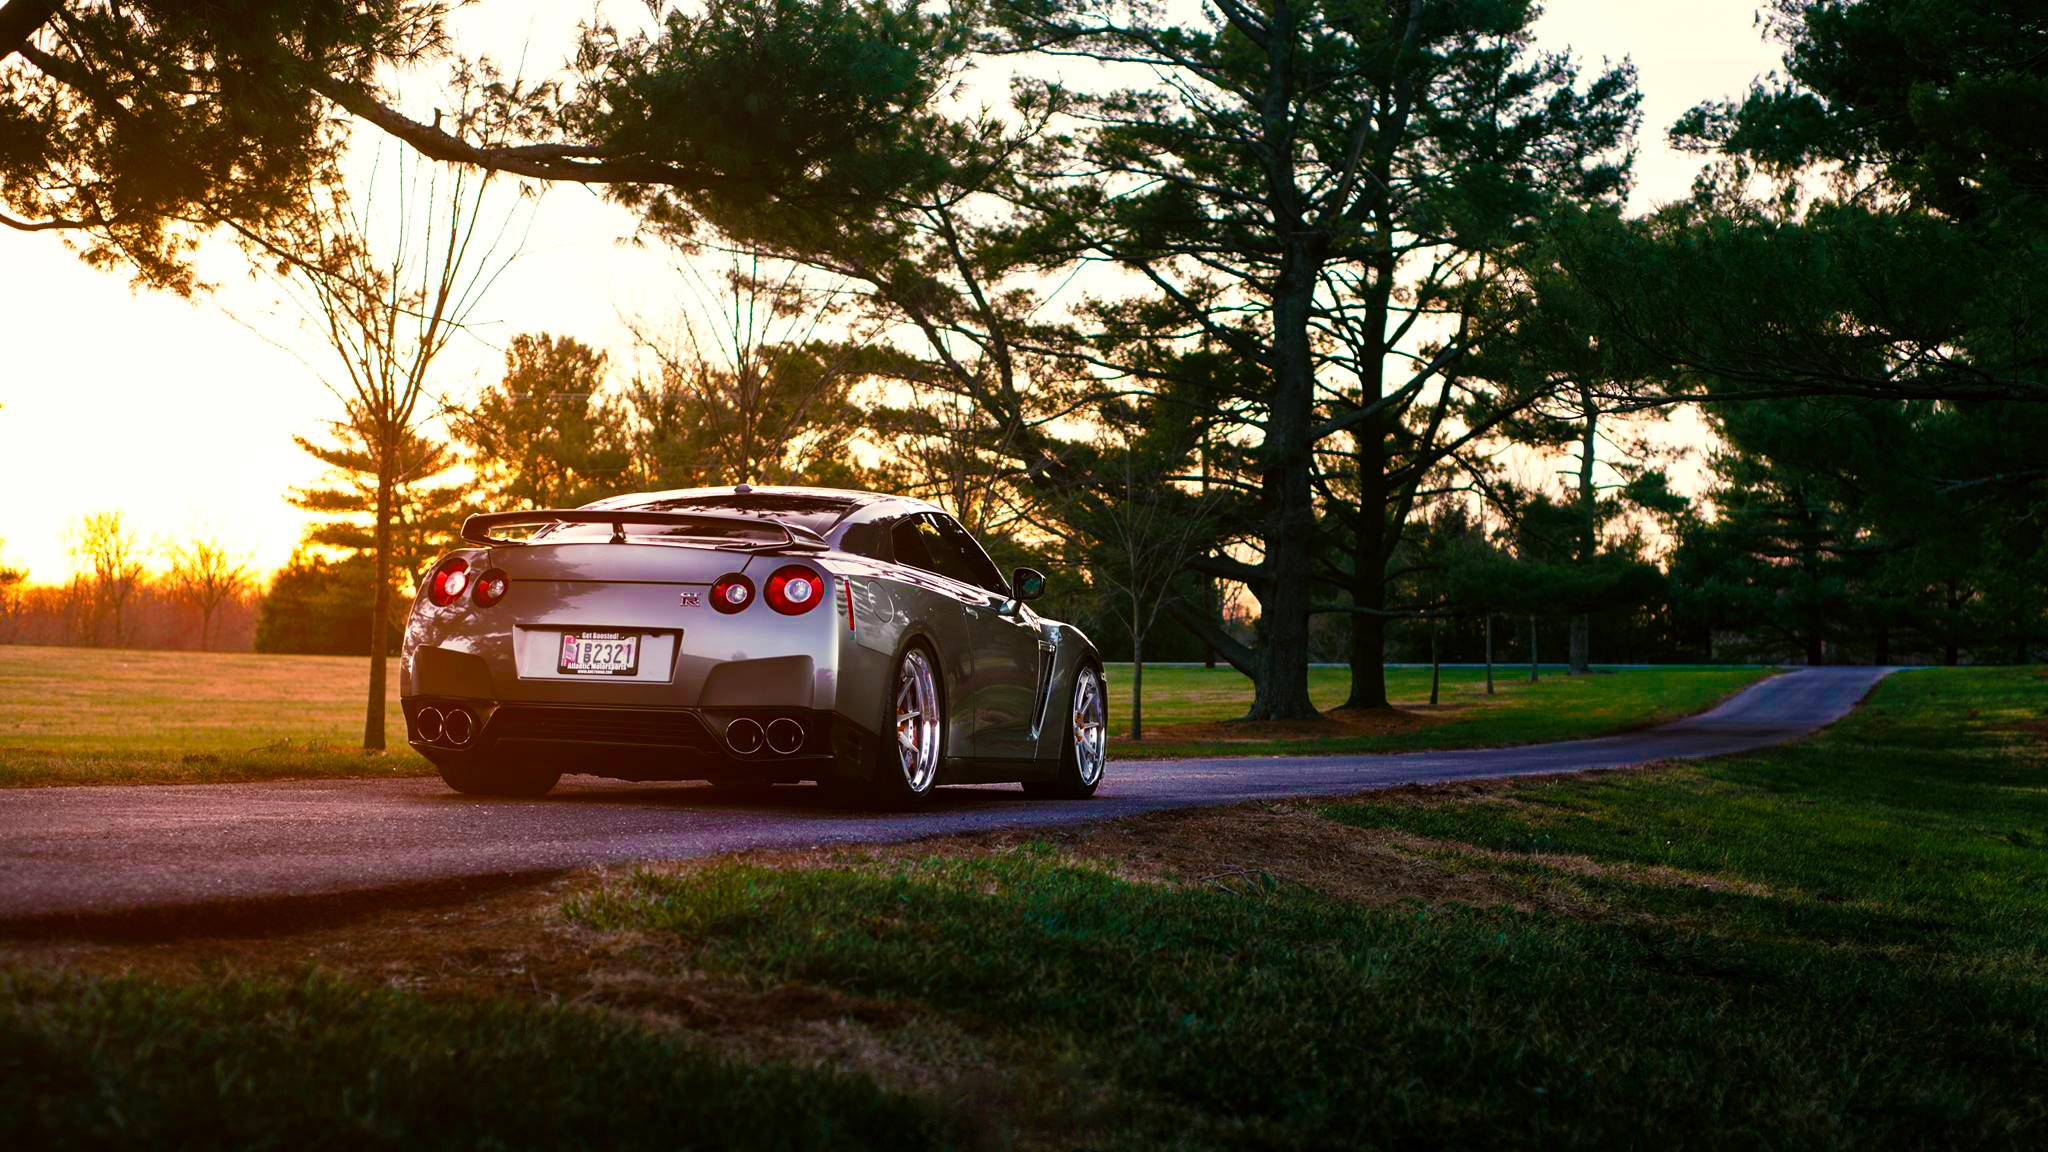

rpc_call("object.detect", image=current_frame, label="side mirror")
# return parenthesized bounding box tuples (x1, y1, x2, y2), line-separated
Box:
(1010, 566, 1047, 603)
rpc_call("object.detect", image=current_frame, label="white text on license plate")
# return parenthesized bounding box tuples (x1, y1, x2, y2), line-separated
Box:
(558, 632, 639, 676)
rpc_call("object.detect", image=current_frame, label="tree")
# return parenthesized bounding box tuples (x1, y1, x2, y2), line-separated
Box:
(976, 0, 1637, 718)
(0, 544, 25, 642)
(255, 552, 400, 657)
(1563, 0, 2047, 419)
(623, 251, 873, 491)
(453, 333, 631, 508)
(292, 421, 468, 606)
(274, 151, 524, 750)
(1059, 440, 1224, 741)
(70, 510, 145, 646)
(4, 1, 920, 289)
(164, 537, 250, 650)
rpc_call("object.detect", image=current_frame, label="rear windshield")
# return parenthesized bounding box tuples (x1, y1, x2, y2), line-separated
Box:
(535, 493, 861, 544)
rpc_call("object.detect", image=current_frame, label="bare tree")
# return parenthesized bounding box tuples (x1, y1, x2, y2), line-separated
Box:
(165, 538, 251, 650)
(1075, 447, 1226, 742)
(0, 544, 25, 643)
(624, 249, 870, 489)
(274, 150, 528, 749)
(72, 512, 146, 646)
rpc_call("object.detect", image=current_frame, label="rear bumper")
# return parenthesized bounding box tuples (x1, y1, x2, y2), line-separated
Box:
(401, 695, 879, 783)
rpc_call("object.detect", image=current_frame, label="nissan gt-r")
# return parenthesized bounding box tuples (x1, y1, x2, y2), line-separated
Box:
(399, 485, 1108, 806)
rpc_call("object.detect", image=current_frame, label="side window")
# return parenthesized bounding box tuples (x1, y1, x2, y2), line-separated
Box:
(928, 515, 1010, 596)
(839, 520, 889, 562)
(889, 515, 939, 574)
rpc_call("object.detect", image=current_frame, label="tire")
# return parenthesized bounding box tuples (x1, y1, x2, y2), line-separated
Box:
(1024, 662, 1106, 800)
(870, 643, 945, 809)
(433, 752, 561, 798)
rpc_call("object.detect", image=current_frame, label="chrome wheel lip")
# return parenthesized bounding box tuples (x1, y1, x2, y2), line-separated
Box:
(1073, 665, 1106, 786)
(895, 649, 941, 794)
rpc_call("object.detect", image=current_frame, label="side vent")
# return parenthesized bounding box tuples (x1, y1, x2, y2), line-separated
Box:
(1029, 642, 1058, 738)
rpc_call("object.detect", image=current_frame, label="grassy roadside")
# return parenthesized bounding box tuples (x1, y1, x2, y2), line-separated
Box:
(0, 644, 1768, 785)
(1114, 663, 1769, 757)
(2, 667, 2040, 1147)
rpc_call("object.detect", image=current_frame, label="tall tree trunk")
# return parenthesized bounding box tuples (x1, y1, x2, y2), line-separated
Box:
(1246, 249, 1322, 721)
(1569, 381, 1597, 675)
(1529, 615, 1540, 682)
(1943, 577, 1962, 667)
(364, 468, 394, 751)
(1201, 574, 1217, 670)
(1344, 260, 1396, 712)
(1428, 622, 1440, 706)
(1484, 614, 1495, 695)
(1200, 424, 1217, 670)
(1130, 611, 1145, 742)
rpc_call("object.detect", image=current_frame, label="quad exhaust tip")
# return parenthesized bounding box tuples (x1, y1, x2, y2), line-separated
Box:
(442, 707, 476, 747)
(725, 717, 764, 756)
(416, 706, 445, 743)
(765, 717, 805, 755)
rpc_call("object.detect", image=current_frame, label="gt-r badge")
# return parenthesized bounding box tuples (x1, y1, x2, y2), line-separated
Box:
(678, 591, 702, 607)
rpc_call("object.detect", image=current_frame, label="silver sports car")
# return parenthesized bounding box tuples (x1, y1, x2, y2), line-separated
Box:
(399, 485, 1107, 805)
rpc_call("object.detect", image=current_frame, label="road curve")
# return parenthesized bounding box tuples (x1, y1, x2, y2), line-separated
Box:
(0, 667, 1890, 928)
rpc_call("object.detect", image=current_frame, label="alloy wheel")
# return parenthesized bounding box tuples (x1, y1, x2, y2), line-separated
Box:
(895, 648, 941, 793)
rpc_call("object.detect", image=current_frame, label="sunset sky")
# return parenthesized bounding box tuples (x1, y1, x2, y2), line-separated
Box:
(0, 1, 1783, 584)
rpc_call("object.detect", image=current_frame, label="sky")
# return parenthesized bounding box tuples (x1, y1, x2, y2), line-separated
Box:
(0, 1, 1784, 585)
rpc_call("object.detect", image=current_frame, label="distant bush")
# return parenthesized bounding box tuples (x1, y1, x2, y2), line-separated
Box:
(255, 553, 401, 656)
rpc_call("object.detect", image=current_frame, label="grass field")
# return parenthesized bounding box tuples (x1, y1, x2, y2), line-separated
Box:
(0, 644, 1766, 785)
(3, 667, 2039, 1148)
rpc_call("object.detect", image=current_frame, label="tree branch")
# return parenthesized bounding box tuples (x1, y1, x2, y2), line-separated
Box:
(0, 0, 60, 62)
(306, 74, 712, 189)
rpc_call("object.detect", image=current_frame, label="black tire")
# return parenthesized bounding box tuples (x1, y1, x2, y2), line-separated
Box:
(1024, 662, 1106, 800)
(433, 752, 560, 798)
(869, 642, 945, 809)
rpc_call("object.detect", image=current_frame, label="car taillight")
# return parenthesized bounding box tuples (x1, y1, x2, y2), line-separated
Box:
(711, 573, 755, 614)
(765, 565, 823, 615)
(428, 558, 470, 607)
(473, 569, 510, 607)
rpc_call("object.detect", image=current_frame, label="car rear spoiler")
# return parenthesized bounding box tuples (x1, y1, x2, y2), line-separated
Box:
(460, 509, 830, 551)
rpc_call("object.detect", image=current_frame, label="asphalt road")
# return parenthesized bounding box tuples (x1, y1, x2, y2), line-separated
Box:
(0, 667, 1891, 930)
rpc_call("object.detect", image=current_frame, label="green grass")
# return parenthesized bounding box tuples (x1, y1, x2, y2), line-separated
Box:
(564, 668, 2048, 1148)
(1108, 662, 1771, 757)
(0, 970, 948, 1150)
(0, 645, 426, 786)
(0, 645, 1767, 784)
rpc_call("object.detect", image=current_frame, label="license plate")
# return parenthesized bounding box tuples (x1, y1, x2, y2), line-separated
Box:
(557, 631, 640, 676)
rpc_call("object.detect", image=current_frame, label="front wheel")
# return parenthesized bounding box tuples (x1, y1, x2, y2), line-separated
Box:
(433, 752, 560, 798)
(1025, 663, 1106, 799)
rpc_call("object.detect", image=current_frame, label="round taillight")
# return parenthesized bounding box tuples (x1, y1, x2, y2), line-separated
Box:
(473, 569, 510, 608)
(765, 565, 823, 615)
(710, 574, 754, 614)
(428, 558, 470, 607)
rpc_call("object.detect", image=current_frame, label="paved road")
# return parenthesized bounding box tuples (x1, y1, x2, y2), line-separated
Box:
(0, 667, 1890, 929)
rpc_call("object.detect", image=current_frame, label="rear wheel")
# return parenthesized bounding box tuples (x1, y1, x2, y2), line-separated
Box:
(869, 644, 944, 809)
(433, 752, 560, 798)
(1024, 663, 1106, 799)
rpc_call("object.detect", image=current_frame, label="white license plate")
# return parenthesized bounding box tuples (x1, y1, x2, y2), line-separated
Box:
(557, 631, 640, 676)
